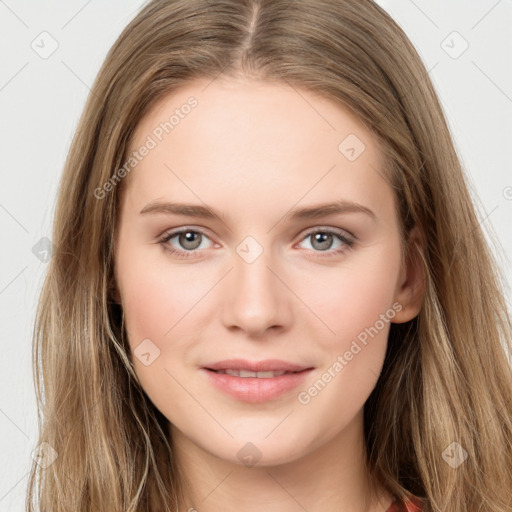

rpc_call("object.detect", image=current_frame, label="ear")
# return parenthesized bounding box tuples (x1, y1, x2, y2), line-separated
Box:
(392, 225, 426, 323)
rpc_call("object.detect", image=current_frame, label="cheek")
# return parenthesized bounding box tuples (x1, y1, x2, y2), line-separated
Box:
(118, 247, 207, 344)
(115, 256, 210, 416)
(334, 268, 397, 339)
(302, 244, 402, 350)
(116, 249, 208, 410)
(292, 242, 401, 414)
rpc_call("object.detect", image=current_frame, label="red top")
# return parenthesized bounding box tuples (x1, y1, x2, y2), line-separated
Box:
(386, 495, 423, 512)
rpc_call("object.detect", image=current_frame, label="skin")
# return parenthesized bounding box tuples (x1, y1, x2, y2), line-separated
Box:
(114, 76, 425, 512)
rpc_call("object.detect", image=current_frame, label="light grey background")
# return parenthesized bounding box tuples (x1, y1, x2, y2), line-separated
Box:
(0, 1, 511, 510)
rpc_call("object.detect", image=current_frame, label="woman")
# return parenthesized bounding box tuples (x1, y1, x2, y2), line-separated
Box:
(27, 1, 512, 511)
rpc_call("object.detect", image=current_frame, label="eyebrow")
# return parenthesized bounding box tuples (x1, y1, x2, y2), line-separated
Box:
(139, 199, 376, 222)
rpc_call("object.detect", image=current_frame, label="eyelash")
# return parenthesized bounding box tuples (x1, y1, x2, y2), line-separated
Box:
(157, 226, 356, 260)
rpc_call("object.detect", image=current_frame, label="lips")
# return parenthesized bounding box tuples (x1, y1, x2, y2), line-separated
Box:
(201, 358, 314, 402)
(213, 369, 290, 378)
(203, 358, 312, 373)
(201, 365, 314, 403)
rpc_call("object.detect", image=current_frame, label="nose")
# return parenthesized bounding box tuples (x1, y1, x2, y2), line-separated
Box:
(220, 242, 293, 337)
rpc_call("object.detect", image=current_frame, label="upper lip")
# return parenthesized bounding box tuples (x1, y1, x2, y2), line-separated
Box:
(203, 359, 313, 373)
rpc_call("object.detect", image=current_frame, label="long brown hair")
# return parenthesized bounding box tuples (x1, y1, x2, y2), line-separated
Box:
(27, 1, 512, 510)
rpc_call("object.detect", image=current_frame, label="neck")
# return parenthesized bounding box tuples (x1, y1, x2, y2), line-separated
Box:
(170, 408, 394, 512)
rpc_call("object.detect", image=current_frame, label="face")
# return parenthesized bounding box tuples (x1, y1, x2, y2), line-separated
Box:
(114, 76, 422, 467)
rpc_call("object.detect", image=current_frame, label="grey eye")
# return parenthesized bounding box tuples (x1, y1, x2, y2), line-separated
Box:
(309, 232, 335, 251)
(299, 231, 347, 252)
(177, 231, 203, 250)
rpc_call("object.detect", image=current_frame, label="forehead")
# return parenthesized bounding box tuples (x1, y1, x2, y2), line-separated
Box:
(121, 77, 391, 219)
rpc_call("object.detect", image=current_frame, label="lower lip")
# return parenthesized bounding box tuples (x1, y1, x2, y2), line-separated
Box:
(201, 368, 313, 403)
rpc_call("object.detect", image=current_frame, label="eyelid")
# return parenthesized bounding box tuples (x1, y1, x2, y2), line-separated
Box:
(299, 225, 355, 242)
(158, 224, 355, 242)
(158, 225, 216, 242)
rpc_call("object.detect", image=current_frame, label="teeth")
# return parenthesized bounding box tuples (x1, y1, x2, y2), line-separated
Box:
(217, 369, 288, 378)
